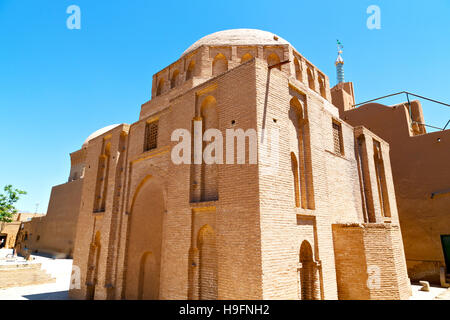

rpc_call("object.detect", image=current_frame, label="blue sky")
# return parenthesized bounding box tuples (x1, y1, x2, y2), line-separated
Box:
(0, 0, 449, 213)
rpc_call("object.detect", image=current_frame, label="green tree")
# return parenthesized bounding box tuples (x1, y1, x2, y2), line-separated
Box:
(0, 185, 27, 223)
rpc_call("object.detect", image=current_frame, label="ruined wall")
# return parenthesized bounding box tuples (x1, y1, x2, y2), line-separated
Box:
(15, 180, 83, 258)
(332, 223, 410, 300)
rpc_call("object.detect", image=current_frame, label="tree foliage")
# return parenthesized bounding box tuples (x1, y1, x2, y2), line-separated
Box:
(0, 185, 27, 223)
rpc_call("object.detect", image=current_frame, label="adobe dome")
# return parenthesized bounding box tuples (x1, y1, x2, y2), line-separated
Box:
(182, 29, 292, 57)
(82, 124, 121, 147)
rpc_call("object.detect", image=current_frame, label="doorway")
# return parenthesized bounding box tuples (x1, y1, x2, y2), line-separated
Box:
(0, 235, 7, 248)
(441, 235, 450, 272)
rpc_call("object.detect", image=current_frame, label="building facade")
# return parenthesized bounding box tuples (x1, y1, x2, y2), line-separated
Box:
(67, 29, 411, 300)
(0, 213, 44, 250)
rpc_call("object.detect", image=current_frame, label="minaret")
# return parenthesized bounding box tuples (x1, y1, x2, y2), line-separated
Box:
(331, 40, 355, 114)
(335, 40, 345, 84)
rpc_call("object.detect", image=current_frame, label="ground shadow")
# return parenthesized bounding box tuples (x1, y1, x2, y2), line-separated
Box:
(23, 290, 69, 300)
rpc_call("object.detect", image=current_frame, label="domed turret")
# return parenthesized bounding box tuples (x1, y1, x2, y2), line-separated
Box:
(82, 124, 121, 147)
(145, 28, 330, 115)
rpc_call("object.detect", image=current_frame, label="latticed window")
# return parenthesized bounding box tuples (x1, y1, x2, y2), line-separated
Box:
(144, 121, 158, 152)
(332, 121, 344, 155)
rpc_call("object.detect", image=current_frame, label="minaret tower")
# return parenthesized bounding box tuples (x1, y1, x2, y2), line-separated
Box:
(335, 40, 345, 84)
(331, 40, 355, 114)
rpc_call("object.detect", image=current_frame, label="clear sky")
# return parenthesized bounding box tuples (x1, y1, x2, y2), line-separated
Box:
(1, 0, 449, 213)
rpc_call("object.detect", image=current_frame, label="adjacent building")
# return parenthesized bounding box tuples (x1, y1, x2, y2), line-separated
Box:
(0, 213, 44, 250)
(332, 85, 450, 286)
(14, 150, 85, 258)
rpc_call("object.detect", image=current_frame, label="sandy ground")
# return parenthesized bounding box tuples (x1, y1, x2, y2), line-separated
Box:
(0, 255, 73, 300)
(410, 284, 450, 300)
(0, 254, 449, 300)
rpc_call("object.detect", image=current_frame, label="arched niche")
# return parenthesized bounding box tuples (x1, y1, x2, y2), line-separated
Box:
(171, 70, 180, 88)
(267, 53, 281, 70)
(200, 96, 219, 201)
(294, 58, 302, 81)
(212, 53, 228, 76)
(124, 175, 165, 300)
(307, 68, 315, 91)
(240, 53, 253, 64)
(186, 60, 195, 81)
(197, 224, 217, 300)
(156, 78, 165, 96)
(299, 240, 316, 300)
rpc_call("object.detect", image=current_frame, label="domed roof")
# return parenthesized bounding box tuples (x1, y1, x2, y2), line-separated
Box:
(82, 124, 121, 147)
(182, 29, 292, 57)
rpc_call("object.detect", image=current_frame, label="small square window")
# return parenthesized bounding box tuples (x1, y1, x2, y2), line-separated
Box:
(144, 121, 158, 152)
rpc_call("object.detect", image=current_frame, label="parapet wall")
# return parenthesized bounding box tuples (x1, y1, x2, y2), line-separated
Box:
(16, 179, 83, 258)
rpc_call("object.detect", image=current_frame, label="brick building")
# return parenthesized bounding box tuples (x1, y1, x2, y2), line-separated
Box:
(0, 213, 44, 250)
(14, 150, 84, 258)
(67, 29, 411, 300)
